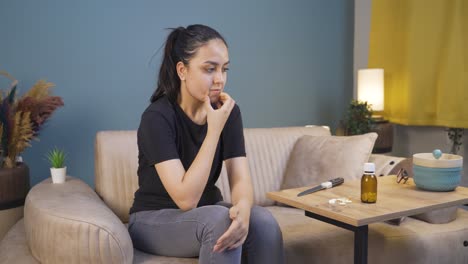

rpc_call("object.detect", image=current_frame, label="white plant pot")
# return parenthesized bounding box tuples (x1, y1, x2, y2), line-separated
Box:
(50, 167, 67, 184)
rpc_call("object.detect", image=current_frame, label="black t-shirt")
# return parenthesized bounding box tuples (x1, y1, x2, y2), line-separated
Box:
(129, 95, 246, 214)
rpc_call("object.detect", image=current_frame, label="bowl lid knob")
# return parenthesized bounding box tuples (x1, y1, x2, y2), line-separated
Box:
(432, 149, 442, 160)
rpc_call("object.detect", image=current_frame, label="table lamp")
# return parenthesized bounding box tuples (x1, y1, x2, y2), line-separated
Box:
(357, 68, 393, 153)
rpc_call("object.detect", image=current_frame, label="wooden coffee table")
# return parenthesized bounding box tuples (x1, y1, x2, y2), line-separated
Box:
(267, 176, 468, 264)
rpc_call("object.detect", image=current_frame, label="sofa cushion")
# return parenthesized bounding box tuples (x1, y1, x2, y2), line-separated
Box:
(267, 205, 468, 264)
(24, 177, 133, 264)
(410, 206, 458, 224)
(0, 219, 39, 264)
(281, 133, 377, 190)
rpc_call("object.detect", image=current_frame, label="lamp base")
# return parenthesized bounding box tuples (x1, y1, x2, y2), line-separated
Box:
(370, 119, 393, 153)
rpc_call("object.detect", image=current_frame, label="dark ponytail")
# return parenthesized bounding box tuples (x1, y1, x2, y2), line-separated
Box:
(150, 24, 227, 103)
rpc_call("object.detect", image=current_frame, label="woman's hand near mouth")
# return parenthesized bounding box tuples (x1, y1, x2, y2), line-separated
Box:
(204, 92, 235, 136)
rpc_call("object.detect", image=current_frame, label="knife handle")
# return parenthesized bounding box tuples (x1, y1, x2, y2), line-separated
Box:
(329, 177, 344, 187)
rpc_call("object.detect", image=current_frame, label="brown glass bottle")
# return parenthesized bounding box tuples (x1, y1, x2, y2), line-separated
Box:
(361, 163, 377, 203)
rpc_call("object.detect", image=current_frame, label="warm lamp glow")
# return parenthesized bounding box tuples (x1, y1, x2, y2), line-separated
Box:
(357, 69, 384, 111)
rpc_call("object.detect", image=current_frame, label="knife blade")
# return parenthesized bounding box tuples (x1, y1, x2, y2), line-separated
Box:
(297, 177, 344, 197)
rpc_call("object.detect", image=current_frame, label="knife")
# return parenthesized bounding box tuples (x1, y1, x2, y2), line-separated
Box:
(297, 177, 345, 197)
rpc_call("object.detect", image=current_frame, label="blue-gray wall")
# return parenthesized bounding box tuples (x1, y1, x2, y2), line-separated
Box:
(0, 0, 354, 187)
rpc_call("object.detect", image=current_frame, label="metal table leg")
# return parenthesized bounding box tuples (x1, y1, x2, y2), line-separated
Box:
(305, 211, 368, 264)
(354, 225, 368, 264)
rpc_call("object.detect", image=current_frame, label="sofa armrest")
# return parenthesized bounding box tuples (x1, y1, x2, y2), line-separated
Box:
(24, 176, 133, 264)
(369, 154, 406, 177)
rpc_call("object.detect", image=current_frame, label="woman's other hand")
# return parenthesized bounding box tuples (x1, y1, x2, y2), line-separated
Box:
(213, 204, 249, 253)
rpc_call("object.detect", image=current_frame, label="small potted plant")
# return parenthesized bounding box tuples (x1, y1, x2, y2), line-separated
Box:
(343, 100, 373, 135)
(446, 127, 464, 155)
(46, 147, 67, 184)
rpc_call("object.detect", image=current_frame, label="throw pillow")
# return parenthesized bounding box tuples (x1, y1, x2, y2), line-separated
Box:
(281, 133, 378, 190)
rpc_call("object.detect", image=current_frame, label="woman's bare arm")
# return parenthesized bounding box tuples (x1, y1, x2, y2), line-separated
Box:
(155, 94, 235, 211)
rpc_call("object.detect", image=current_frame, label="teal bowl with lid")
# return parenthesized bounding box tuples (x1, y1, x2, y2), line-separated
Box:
(412, 151, 463, 191)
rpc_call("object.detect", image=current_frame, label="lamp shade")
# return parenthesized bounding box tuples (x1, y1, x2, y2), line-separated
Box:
(357, 69, 384, 111)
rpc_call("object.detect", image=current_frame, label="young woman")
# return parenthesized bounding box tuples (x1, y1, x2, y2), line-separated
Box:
(128, 24, 284, 264)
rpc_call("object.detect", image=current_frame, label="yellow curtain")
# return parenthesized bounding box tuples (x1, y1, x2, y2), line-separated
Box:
(369, 0, 468, 127)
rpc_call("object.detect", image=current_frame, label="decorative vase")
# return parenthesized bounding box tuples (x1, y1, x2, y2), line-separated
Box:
(0, 162, 30, 210)
(50, 167, 67, 184)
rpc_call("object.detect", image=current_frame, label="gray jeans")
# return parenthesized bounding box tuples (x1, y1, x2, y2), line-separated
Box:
(128, 202, 284, 264)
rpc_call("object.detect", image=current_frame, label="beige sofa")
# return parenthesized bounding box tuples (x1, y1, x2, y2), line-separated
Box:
(1, 126, 467, 264)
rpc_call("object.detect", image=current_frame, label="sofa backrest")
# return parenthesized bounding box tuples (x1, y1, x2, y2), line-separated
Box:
(95, 131, 139, 223)
(94, 126, 331, 223)
(215, 126, 331, 206)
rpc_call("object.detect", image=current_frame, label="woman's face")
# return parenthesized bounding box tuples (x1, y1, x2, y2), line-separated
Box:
(180, 39, 229, 104)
